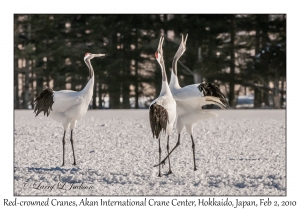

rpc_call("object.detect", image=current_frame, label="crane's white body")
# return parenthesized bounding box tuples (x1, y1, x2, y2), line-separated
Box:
(169, 71, 217, 135)
(150, 81, 176, 136)
(51, 77, 94, 130)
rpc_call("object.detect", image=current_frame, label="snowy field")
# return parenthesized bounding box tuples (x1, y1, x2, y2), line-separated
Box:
(14, 109, 286, 196)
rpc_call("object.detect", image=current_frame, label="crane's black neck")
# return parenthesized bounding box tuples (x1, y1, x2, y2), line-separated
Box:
(159, 57, 167, 82)
(84, 59, 94, 79)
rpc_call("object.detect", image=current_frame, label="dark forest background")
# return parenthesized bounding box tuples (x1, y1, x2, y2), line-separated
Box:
(14, 14, 286, 109)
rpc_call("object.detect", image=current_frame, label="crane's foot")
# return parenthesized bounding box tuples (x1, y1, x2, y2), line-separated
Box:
(61, 163, 65, 167)
(158, 173, 162, 177)
(73, 162, 77, 166)
(194, 167, 197, 171)
(165, 170, 172, 175)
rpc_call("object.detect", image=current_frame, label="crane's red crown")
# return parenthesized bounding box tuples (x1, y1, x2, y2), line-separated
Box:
(155, 52, 158, 59)
(85, 52, 90, 57)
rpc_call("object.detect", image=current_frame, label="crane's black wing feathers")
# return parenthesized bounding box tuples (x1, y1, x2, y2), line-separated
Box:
(149, 103, 169, 139)
(198, 82, 228, 105)
(33, 87, 54, 117)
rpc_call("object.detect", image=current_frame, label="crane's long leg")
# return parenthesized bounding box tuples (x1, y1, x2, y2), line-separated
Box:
(191, 135, 197, 171)
(61, 130, 66, 167)
(154, 133, 180, 167)
(158, 137, 162, 177)
(166, 135, 172, 174)
(70, 129, 77, 165)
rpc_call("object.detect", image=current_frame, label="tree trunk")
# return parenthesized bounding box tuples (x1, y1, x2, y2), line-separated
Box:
(261, 14, 269, 108)
(108, 32, 121, 109)
(99, 80, 103, 109)
(36, 68, 43, 104)
(254, 15, 261, 108)
(273, 69, 280, 109)
(121, 64, 131, 109)
(24, 63, 29, 109)
(254, 87, 261, 108)
(14, 60, 20, 109)
(262, 82, 270, 107)
(281, 80, 285, 108)
(134, 32, 139, 109)
(121, 33, 131, 109)
(229, 15, 236, 108)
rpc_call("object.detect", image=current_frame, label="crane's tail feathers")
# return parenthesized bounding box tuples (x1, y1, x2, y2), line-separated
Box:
(33, 87, 54, 117)
(205, 96, 226, 109)
(149, 103, 169, 139)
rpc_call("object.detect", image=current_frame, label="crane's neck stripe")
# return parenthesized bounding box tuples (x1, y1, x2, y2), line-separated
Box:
(159, 58, 167, 82)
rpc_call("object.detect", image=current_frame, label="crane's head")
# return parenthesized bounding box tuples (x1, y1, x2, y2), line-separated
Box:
(174, 34, 188, 59)
(155, 36, 164, 64)
(84, 52, 105, 61)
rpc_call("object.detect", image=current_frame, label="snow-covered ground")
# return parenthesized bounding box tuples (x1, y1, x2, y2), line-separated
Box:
(14, 109, 285, 196)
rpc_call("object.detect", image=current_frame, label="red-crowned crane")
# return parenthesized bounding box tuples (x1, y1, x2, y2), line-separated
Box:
(33, 53, 105, 166)
(154, 34, 227, 171)
(149, 36, 176, 177)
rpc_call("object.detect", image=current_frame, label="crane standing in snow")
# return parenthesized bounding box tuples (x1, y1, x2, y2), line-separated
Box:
(149, 36, 177, 177)
(154, 34, 227, 171)
(34, 53, 105, 166)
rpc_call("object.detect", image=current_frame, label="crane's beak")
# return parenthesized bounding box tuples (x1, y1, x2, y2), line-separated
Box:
(180, 34, 188, 47)
(184, 34, 188, 45)
(93, 54, 106, 57)
(174, 34, 188, 59)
